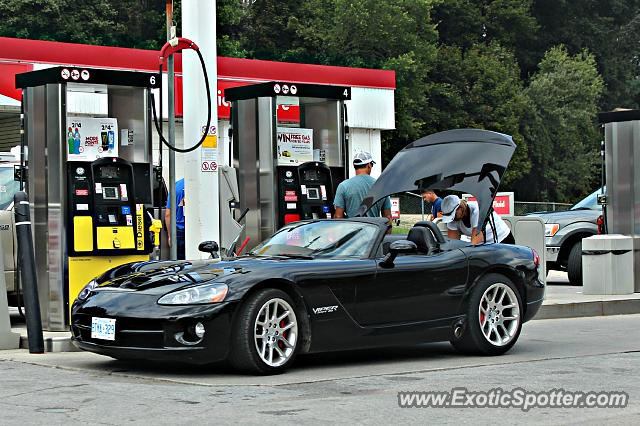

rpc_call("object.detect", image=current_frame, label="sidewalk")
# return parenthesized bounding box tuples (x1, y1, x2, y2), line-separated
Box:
(8, 271, 640, 352)
(537, 271, 640, 319)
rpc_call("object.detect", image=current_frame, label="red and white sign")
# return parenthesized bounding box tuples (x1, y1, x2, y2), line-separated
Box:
(391, 197, 400, 219)
(201, 161, 217, 172)
(174, 78, 301, 122)
(284, 190, 298, 202)
(463, 192, 514, 216)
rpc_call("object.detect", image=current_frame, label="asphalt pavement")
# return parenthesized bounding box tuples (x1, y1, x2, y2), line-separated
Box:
(1, 314, 639, 424)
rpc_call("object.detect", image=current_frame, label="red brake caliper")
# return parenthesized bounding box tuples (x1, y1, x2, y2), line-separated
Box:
(278, 320, 286, 349)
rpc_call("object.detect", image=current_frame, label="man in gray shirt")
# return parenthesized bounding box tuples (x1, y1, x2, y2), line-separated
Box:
(334, 151, 392, 222)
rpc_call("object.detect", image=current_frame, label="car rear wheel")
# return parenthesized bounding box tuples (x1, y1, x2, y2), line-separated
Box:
(567, 241, 583, 286)
(451, 274, 523, 356)
(228, 289, 300, 374)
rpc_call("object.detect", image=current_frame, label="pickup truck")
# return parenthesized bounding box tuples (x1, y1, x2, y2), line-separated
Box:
(528, 188, 603, 286)
(0, 159, 19, 304)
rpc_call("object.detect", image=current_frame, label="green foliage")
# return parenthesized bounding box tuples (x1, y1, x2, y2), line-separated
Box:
(432, 0, 538, 70)
(0, 0, 120, 45)
(425, 43, 530, 184)
(531, 0, 640, 109)
(516, 46, 604, 202)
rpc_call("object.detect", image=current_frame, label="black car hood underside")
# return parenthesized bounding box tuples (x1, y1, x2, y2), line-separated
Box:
(357, 128, 516, 225)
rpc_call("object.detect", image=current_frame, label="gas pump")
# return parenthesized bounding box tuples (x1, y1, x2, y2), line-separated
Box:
(66, 157, 154, 303)
(226, 82, 350, 246)
(277, 162, 334, 223)
(17, 67, 158, 330)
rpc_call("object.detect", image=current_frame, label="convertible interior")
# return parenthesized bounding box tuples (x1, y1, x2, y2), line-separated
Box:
(380, 221, 460, 256)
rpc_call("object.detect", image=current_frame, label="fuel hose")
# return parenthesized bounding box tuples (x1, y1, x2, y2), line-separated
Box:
(151, 39, 212, 153)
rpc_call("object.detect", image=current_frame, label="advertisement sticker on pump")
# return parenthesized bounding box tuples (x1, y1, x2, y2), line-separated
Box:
(277, 127, 313, 165)
(66, 117, 119, 160)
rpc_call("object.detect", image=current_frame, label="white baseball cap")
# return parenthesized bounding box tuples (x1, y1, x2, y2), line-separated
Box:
(440, 195, 461, 224)
(353, 151, 376, 166)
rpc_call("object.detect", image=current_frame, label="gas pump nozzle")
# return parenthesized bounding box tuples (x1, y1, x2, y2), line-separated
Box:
(147, 211, 163, 260)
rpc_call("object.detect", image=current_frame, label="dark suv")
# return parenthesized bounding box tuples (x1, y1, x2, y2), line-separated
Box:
(529, 189, 603, 286)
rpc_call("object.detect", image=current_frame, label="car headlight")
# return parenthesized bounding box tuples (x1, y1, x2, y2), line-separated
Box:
(77, 279, 98, 301)
(157, 283, 228, 305)
(545, 223, 560, 237)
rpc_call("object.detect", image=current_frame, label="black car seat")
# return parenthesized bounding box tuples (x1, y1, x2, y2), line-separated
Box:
(407, 226, 436, 254)
(413, 220, 446, 243)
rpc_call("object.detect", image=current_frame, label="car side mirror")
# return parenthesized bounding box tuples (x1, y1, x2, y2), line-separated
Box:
(379, 240, 417, 268)
(198, 240, 219, 257)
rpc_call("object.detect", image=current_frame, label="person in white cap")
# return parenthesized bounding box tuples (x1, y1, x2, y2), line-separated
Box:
(334, 151, 392, 222)
(440, 194, 514, 244)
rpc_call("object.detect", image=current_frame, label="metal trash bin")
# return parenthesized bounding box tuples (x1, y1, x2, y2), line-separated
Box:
(502, 216, 546, 283)
(582, 235, 634, 295)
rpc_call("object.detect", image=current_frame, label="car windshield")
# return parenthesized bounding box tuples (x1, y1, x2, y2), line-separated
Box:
(250, 221, 379, 259)
(571, 188, 604, 210)
(0, 166, 19, 210)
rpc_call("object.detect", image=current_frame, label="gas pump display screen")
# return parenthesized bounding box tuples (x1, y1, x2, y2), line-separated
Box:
(304, 169, 320, 181)
(100, 166, 120, 179)
(307, 188, 320, 200)
(103, 186, 119, 200)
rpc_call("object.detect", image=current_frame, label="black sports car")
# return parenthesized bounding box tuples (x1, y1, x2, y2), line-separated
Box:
(71, 129, 545, 374)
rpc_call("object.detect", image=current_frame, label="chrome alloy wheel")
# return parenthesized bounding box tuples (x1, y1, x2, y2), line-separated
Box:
(254, 298, 298, 367)
(478, 283, 521, 347)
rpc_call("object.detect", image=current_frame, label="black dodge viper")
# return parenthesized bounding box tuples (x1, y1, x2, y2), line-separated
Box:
(71, 129, 545, 374)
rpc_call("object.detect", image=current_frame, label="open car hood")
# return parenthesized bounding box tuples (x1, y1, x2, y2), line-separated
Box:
(357, 129, 516, 226)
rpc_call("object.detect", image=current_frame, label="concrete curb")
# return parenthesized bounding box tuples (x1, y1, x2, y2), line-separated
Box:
(536, 298, 640, 320)
(17, 333, 78, 353)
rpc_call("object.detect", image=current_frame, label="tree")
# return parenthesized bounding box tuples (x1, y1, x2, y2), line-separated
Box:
(0, 0, 121, 46)
(432, 0, 539, 71)
(285, 0, 441, 158)
(424, 43, 530, 185)
(531, 0, 640, 109)
(516, 46, 604, 202)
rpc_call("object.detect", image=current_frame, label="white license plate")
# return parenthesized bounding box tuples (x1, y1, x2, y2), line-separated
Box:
(91, 317, 116, 341)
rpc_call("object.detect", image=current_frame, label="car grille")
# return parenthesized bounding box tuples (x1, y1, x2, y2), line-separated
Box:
(72, 313, 166, 348)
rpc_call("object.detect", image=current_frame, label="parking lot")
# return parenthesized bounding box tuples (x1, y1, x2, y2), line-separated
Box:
(1, 311, 639, 424)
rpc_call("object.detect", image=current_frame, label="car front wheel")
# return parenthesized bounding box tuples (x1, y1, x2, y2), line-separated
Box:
(451, 273, 523, 356)
(228, 289, 300, 374)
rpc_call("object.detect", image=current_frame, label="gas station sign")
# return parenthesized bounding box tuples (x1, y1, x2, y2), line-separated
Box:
(200, 125, 218, 172)
(463, 192, 514, 216)
(391, 197, 400, 219)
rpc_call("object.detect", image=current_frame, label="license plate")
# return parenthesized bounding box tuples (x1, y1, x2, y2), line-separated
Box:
(91, 317, 116, 341)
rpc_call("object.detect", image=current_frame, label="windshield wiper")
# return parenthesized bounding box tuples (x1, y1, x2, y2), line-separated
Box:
(272, 253, 314, 259)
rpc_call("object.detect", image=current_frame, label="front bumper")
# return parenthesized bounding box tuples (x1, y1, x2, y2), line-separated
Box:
(71, 293, 238, 365)
(546, 243, 560, 262)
